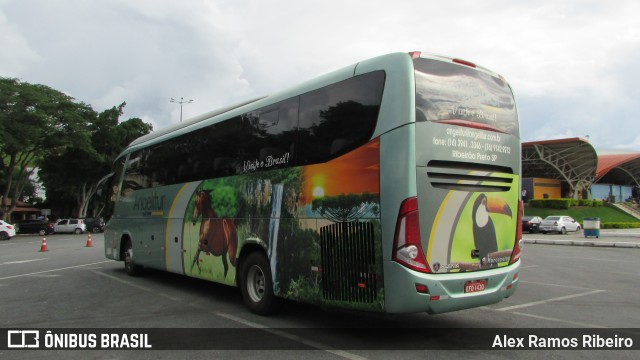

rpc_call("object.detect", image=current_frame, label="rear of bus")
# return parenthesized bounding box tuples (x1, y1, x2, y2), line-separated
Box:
(384, 53, 522, 314)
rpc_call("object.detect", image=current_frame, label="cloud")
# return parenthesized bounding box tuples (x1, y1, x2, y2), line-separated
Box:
(1, 0, 640, 150)
(0, 9, 41, 74)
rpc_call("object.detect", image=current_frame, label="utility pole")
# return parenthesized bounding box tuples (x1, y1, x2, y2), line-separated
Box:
(170, 97, 193, 122)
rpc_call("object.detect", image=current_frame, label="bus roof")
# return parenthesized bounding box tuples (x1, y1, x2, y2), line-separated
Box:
(119, 59, 363, 158)
(118, 52, 507, 159)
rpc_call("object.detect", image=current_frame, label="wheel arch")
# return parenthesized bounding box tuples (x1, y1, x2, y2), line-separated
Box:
(119, 233, 133, 261)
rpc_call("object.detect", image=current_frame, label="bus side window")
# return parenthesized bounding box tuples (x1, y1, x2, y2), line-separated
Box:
(239, 97, 298, 171)
(121, 150, 148, 196)
(297, 71, 385, 165)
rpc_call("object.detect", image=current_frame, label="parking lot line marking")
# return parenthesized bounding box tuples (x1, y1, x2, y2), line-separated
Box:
(0, 259, 47, 266)
(92, 269, 367, 359)
(611, 271, 640, 277)
(0, 260, 111, 280)
(495, 289, 605, 312)
(511, 311, 607, 328)
(217, 312, 369, 360)
(92, 271, 182, 302)
(519, 280, 601, 291)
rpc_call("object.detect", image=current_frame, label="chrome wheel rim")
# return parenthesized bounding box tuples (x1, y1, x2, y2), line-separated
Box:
(247, 265, 266, 303)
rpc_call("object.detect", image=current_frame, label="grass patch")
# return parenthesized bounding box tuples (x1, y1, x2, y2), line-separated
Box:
(524, 205, 640, 225)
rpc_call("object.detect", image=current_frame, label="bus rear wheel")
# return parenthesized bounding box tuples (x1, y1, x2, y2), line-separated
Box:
(240, 252, 281, 315)
(123, 239, 143, 276)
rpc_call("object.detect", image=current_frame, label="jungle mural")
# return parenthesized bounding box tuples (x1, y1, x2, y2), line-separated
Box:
(181, 139, 384, 310)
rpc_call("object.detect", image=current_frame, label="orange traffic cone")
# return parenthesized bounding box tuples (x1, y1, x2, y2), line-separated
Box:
(85, 232, 93, 247)
(39, 237, 49, 252)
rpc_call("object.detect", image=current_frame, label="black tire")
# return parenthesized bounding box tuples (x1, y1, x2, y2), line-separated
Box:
(92, 226, 100, 233)
(74, 228, 82, 234)
(123, 239, 143, 276)
(560, 227, 567, 235)
(240, 252, 281, 315)
(0, 232, 9, 240)
(39, 229, 46, 236)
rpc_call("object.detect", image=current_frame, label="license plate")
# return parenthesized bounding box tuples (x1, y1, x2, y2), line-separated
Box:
(464, 279, 487, 293)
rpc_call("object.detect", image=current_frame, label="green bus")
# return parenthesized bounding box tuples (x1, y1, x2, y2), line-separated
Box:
(103, 52, 522, 315)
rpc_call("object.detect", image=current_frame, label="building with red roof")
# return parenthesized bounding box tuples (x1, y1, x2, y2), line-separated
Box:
(521, 138, 640, 201)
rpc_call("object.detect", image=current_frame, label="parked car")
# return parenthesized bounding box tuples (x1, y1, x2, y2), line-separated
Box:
(54, 219, 86, 234)
(82, 217, 105, 233)
(539, 216, 582, 234)
(521, 216, 543, 233)
(0, 220, 16, 240)
(16, 220, 54, 236)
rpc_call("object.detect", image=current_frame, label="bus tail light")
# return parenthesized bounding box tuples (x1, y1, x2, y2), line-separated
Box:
(393, 197, 431, 273)
(453, 58, 476, 68)
(510, 200, 524, 264)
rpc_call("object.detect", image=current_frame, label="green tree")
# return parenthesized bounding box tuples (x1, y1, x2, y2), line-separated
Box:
(0, 77, 94, 221)
(39, 103, 152, 217)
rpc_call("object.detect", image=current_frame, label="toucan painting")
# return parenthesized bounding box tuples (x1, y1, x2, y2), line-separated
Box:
(472, 193, 512, 266)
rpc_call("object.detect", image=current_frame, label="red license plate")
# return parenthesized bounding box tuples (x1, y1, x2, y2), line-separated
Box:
(464, 279, 487, 293)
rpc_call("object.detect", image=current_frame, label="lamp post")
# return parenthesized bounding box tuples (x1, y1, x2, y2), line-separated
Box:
(170, 97, 193, 122)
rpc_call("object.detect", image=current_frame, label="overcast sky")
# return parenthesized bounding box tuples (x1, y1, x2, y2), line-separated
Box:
(1, 0, 639, 151)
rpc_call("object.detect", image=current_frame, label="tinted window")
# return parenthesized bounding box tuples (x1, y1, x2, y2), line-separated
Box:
(298, 71, 385, 164)
(120, 71, 385, 189)
(122, 151, 149, 196)
(414, 58, 518, 136)
(131, 98, 299, 187)
(238, 97, 298, 173)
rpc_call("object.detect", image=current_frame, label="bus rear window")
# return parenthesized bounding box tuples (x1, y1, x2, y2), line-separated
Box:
(414, 58, 518, 137)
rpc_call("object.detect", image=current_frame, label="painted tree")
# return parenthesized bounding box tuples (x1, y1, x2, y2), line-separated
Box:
(311, 193, 379, 223)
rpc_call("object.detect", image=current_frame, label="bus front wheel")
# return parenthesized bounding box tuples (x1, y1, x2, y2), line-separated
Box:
(123, 239, 143, 276)
(240, 252, 281, 315)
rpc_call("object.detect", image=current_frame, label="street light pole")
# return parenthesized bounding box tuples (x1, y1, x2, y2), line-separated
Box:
(170, 97, 194, 122)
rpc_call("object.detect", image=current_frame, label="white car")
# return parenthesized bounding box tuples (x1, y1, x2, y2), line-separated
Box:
(539, 216, 582, 234)
(0, 220, 17, 240)
(54, 219, 86, 234)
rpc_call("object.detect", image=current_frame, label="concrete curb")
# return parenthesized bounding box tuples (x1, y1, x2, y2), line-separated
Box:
(523, 239, 640, 248)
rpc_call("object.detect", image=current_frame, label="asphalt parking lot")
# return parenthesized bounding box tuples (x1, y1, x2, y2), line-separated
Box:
(522, 228, 640, 248)
(1, 231, 638, 359)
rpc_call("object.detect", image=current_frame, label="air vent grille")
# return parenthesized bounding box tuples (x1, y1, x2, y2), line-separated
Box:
(320, 222, 377, 303)
(427, 160, 513, 192)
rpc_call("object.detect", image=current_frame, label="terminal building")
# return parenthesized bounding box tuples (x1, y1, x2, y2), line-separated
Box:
(521, 137, 640, 203)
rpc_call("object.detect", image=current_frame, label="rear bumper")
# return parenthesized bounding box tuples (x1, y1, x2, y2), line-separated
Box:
(539, 225, 560, 232)
(383, 260, 520, 314)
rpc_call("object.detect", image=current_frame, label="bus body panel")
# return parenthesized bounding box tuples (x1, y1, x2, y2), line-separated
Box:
(417, 121, 521, 273)
(379, 124, 416, 263)
(353, 52, 415, 139)
(165, 182, 201, 274)
(383, 260, 519, 314)
(104, 52, 521, 315)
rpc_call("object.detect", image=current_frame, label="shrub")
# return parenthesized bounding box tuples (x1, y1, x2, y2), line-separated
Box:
(601, 222, 640, 229)
(527, 198, 572, 209)
(579, 199, 593, 206)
